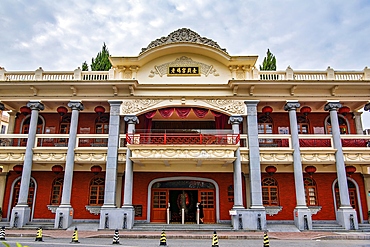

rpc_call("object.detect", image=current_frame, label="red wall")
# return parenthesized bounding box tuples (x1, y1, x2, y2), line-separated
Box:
(263, 172, 368, 221)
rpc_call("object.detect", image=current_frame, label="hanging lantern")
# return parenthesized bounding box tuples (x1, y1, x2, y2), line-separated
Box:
(90, 165, 102, 175)
(305, 165, 317, 177)
(300, 106, 312, 116)
(345, 165, 356, 176)
(265, 166, 277, 176)
(52, 165, 63, 174)
(94, 106, 105, 115)
(13, 165, 23, 174)
(20, 106, 31, 115)
(338, 106, 350, 116)
(57, 106, 68, 116)
(262, 106, 273, 115)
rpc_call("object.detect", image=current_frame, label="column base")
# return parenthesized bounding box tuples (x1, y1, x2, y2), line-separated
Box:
(10, 205, 30, 228)
(54, 206, 74, 229)
(99, 206, 135, 230)
(230, 207, 266, 231)
(293, 207, 312, 230)
(336, 207, 358, 230)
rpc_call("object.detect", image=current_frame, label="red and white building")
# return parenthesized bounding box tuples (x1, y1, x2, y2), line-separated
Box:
(0, 28, 369, 230)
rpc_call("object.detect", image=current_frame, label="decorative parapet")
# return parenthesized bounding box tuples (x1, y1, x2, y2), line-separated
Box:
(0, 67, 368, 81)
(140, 28, 228, 55)
(85, 206, 101, 215)
(265, 206, 283, 216)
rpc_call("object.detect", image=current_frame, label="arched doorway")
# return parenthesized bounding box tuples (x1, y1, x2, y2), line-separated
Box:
(147, 177, 219, 223)
(333, 178, 363, 222)
(8, 177, 37, 221)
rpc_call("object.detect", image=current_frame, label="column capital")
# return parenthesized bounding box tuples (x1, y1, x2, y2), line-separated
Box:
(67, 101, 84, 111)
(364, 102, 370, 111)
(26, 101, 44, 111)
(228, 115, 243, 125)
(324, 101, 342, 111)
(284, 101, 300, 111)
(124, 115, 139, 124)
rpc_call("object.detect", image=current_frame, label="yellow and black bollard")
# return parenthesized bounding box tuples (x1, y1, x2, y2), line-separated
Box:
(71, 227, 80, 243)
(159, 230, 167, 246)
(0, 226, 6, 240)
(112, 229, 120, 245)
(211, 230, 219, 247)
(263, 230, 270, 247)
(35, 227, 43, 242)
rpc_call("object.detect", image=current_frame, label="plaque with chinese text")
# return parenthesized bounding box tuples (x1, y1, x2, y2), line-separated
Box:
(168, 66, 200, 76)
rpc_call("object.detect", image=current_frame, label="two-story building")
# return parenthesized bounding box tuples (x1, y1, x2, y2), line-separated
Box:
(0, 28, 369, 231)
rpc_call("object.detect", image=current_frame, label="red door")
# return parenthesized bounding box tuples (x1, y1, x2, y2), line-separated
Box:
(198, 190, 215, 223)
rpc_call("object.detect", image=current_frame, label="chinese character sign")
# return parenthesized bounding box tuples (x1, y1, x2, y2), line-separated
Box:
(168, 66, 200, 76)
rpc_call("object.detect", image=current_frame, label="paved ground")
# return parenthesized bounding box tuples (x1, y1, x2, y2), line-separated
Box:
(2, 228, 370, 240)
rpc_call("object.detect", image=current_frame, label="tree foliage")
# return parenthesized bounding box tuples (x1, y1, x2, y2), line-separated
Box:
(82, 43, 112, 71)
(259, 49, 276, 71)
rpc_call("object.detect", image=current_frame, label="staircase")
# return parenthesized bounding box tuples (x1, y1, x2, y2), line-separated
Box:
(133, 223, 233, 231)
(358, 223, 370, 232)
(312, 222, 346, 232)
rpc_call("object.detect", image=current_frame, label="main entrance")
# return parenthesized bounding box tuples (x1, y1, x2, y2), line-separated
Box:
(151, 180, 216, 223)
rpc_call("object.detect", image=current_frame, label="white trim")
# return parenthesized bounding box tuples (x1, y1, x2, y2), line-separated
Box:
(7, 176, 38, 221)
(146, 176, 220, 223)
(332, 177, 363, 223)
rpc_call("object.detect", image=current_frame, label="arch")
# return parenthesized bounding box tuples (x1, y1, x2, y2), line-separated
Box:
(324, 114, 350, 134)
(332, 177, 363, 223)
(19, 115, 46, 134)
(7, 176, 37, 221)
(147, 176, 220, 222)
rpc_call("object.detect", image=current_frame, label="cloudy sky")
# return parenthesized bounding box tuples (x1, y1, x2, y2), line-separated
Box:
(1, 0, 370, 126)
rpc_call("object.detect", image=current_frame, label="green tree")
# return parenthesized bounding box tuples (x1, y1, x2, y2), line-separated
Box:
(259, 49, 276, 71)
(82, 43, 112, 71)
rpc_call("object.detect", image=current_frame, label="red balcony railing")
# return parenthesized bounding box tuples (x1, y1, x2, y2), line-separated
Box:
(126, 130, 240, 145)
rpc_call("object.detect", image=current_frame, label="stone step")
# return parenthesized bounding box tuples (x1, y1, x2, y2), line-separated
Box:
(133, 223, 233, 231)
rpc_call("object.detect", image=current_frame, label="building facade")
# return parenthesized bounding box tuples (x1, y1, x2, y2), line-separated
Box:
(0, 28, 369, 230)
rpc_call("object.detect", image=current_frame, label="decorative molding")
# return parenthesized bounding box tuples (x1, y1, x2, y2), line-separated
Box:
(140, 28, 228, 55)
(204, 99, 245, 115)
(75, 153, 107, 162)
(265, 206, 283, 216)
(260, 153, 293, 163)
(85, 205, 101, 215)
(130, 148, 236, 160)
(33, 153, 66, 162)
(301, 153, 335, 163)
(308, 206, 322, 215)
(121, 99, 163, 114)
(149, 56, 219, 78)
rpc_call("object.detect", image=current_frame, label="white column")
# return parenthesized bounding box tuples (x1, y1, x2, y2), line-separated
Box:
(6, 111, 17, 134)
(123, 115, 138, 206)
(284, 101, 312, 230)
(102, 101, 122, 208)
(229, 116, 244, 208)
(324, 101, 358, 230)
(10, 101, 44, 228)
(55, 101, 83, 229)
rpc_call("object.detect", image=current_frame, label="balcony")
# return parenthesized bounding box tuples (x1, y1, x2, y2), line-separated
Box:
(126, 129, 240, 145)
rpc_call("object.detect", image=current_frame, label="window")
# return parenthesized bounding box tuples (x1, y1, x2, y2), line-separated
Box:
(297, 116, 310, 134)
(94, 115, 109, 146)
(0, 125, 6, 134)
(326, 116, 349, 134)
(200, 191, 214, 208)
(262, 177, 279, 206)
(258, 115, 273, 144)
(227, 185, 234, 202)
(50, 177, 63, 205)
(153, 191, 167, 208)
(304, 178, 318, 206)
(89, 177, 105, 205)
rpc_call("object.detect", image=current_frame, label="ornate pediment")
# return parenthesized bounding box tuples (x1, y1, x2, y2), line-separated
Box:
(149, 56, 219, 78)
(140, 28, 228, 55)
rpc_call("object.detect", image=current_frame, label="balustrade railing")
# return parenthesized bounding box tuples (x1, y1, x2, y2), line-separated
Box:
(1, 68, 368, 81)
(0, 133, 368, 149)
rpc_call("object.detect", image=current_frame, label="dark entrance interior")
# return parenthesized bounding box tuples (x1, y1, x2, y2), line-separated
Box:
(169, 190, 198, 223)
